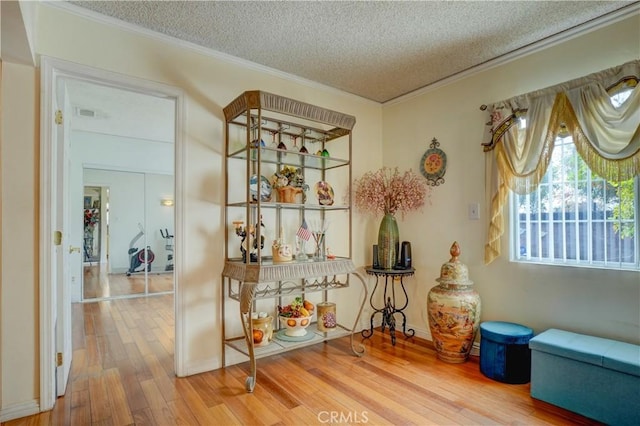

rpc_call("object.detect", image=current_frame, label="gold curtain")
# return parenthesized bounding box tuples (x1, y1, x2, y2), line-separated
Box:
(483, 60, 640, 264)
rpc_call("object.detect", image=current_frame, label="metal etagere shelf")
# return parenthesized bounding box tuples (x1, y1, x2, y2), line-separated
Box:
(227, 145, 350, 170)
(225, 265, 352, 302)
(225, 201, 350, 211)
(221, 91, 367, 392)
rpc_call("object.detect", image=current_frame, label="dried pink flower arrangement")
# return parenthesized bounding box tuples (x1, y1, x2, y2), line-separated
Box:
(353, 167, 430, 219)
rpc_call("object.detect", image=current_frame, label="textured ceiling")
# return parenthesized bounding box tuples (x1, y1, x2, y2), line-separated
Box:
(65, 0, 639, 103)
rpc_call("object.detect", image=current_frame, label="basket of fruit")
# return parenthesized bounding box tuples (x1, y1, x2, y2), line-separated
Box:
(278, 296, 315, 337)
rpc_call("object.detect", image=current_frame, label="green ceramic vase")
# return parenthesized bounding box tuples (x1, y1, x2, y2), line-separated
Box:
(377, 213, 399, 269)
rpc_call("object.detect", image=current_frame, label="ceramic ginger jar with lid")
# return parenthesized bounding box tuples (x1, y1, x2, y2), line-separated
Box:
(427, 241, 481, 363)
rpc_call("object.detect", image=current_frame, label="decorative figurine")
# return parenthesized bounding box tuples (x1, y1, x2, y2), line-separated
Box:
(272, 227, 293, 262)
(233, 217, 265, 262)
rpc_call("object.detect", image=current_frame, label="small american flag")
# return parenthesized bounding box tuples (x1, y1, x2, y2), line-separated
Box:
(296, 219, 312, 241)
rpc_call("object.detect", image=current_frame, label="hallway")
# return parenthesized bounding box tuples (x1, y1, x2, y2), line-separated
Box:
(83, 265, 173, 300)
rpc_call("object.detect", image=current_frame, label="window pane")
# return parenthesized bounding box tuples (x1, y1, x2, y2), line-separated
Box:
(577, 182, 588, 218)
(553, 222, 564, 260)
(529, 221, 539, 258)
(591, 181, 605, 219)
(578, 221, 588, 261)
(565, 221, 576, 260)
(605, 183, 618, 220)
(592, 221, 605, 261)
(540, 221, 550, 258)
(620, 224, 636, 264)
(606, 221, 619, 262)
(539, 184, 551, 213)
(552, 184, 564, 213)
(518, 223, 527, 257)
(511, 135, 638, 270)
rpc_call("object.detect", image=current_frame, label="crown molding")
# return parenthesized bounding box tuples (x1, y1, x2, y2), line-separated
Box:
(41, 1, 378, 106)
(43, 1, 639, 107)
(384, 2, 640, 106)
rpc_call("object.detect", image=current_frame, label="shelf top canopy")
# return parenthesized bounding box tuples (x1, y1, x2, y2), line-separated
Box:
(223, 90, 356, 131)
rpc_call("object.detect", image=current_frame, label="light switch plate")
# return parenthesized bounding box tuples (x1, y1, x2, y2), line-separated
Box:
(469, 203, 480, 220)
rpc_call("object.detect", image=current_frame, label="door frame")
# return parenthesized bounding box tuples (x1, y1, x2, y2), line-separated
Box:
(39, 56, 186, 410)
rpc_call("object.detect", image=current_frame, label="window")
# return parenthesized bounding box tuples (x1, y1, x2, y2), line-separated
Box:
(511, 90, 638, 270)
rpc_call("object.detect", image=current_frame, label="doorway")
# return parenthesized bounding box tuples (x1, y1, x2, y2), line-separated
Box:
(40, 56, 185, 410)
(62, 77, 176, 302)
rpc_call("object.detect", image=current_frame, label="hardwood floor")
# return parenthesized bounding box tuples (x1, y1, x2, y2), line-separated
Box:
(4, 295, 603, 425)
(83, 264, 174, 299)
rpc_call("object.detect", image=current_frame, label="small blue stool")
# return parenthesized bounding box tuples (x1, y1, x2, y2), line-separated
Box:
(480, 321, 534, 384)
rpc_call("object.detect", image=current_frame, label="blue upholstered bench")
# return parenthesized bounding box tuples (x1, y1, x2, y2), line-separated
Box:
(529, 329, 640, 426)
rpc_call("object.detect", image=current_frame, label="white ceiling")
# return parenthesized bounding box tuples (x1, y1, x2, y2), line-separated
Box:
(64, 79, 176, 143)
(63, 0, 640, 103)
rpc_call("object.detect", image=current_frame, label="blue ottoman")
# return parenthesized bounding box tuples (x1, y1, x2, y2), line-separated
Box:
(480, 321, 534, 384)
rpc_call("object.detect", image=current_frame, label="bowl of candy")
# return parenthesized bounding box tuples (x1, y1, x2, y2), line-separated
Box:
(278, 296, 315, 337)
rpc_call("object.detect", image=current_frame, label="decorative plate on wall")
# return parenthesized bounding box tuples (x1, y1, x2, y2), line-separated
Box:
(420, 137, 447, 186)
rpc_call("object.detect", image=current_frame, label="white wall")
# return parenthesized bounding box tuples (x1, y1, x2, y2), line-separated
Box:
(144, 173, 175, 274)
(73, 130, 174, 175)
(1, 62, 39, 418)
(382, 13, 640, 344)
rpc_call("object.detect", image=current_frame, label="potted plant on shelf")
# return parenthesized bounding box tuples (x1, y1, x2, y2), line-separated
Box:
(271, 165, 309, 203)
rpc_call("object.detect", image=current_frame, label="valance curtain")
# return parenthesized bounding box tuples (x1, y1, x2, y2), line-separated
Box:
(483, 60, 640, 264)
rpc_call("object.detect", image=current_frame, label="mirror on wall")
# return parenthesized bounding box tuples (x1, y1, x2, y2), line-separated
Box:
(83, 186, 102, 264)
(82, 169, 174, 300)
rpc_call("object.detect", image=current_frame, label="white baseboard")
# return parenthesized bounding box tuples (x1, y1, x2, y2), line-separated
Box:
(183, 356, 221, 377)
(367, 319, 481, 357)
(366, 318, 432, 342)
(470, 341, 481, 357)
(0, 399, 40, 422)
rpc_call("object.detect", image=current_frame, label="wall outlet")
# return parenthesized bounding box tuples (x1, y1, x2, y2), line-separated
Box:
(468, 203, 480, 220)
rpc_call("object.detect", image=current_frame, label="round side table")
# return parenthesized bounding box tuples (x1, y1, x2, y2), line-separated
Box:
(361, 267, 415, 345)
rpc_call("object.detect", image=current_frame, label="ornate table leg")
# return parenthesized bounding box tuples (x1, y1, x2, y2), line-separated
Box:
(362, 267, 416, 346)
(397, 277, 415, 339)
(350, 271, 368, 355)
(239, 281, 258, 392)
(361, 273, 381, 340)
(384, 296, 397, 345)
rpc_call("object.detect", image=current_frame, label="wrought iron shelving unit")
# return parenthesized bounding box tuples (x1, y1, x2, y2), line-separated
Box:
(221, 91, 367, 392)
